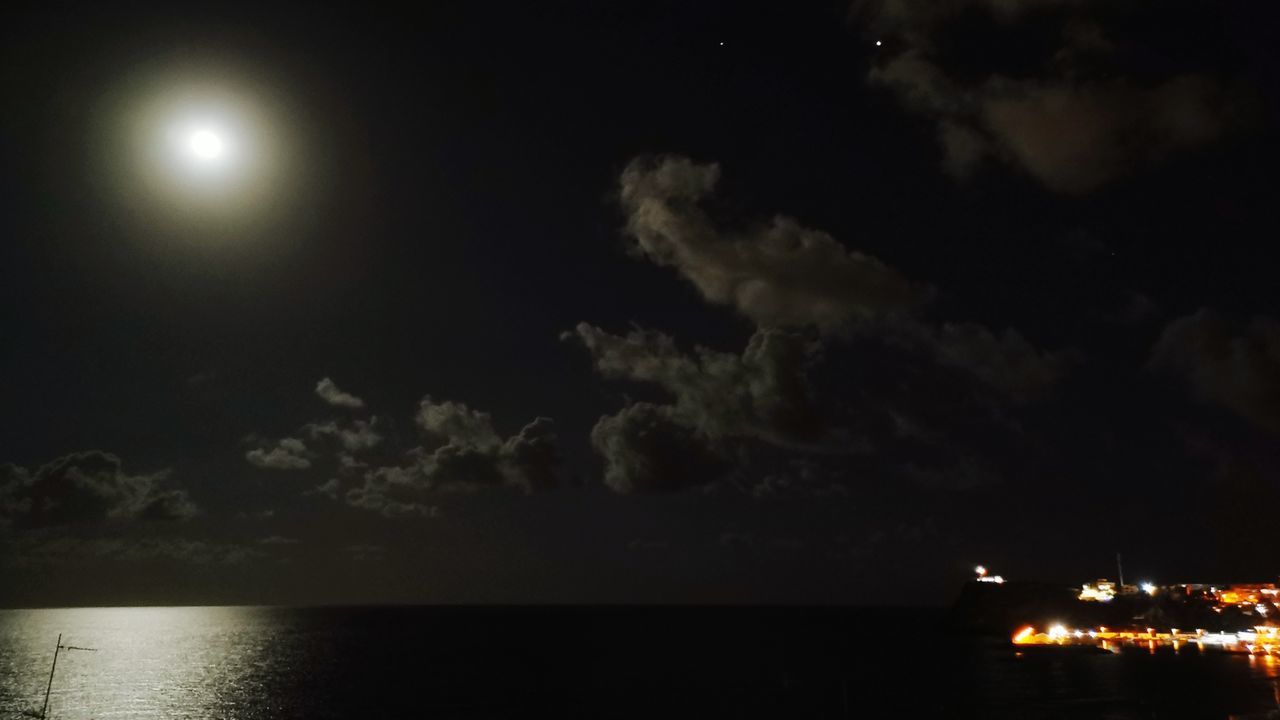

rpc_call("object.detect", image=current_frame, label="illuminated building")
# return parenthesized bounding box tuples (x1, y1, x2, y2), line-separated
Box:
(1079, 579, 1116, 602)
(1215, 584, 1278, 606)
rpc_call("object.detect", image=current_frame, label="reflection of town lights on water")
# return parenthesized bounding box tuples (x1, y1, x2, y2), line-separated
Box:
(1011, 624, 1280, 655)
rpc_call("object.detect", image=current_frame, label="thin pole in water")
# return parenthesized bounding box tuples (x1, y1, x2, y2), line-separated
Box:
(40, 633, 61, 720)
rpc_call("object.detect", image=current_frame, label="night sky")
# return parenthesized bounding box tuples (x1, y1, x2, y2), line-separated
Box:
(2, 0, 1278, 607)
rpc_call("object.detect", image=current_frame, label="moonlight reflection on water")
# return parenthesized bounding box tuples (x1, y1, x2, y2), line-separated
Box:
(0, 606, 1277, 719)
(0, 607, 300, 720)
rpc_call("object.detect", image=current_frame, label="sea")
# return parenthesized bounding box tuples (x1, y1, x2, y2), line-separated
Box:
(0, 606, 1277, 719)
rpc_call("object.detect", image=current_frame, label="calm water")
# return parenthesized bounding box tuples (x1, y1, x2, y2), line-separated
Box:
(1, 606, 1277, 719)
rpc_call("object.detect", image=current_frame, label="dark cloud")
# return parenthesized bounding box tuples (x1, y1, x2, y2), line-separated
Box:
(261, 381, 564, 515)
(572, 321, 1027, 495)
(500, 417, 561, 493)
(574, 323, 826, 447)
(245, 438, 312, 470)
(575, 156, 1065, 496)
(328, 397, 562, 516)
(1150, 308, 1280, 433)
(305, 418, 383, 452)
(0, 451, 197, 529)
(590, 402, 730, 494)
(416, 397, 503, 449)
(616, 157, 1063, 398)
(314, 377, 365, 409)
(620, 155, 929, 331)
(858, 0, 1251, 192)
(343, 464, 441, 518)
(914, 321, 1063, 403)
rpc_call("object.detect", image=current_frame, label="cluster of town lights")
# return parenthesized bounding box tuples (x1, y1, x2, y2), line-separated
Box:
(981, 567, 1279, 655)
(1078, 579, 1159, 602)
(1077, 580, 1278, 618)
(1012, 624, 1279, 656)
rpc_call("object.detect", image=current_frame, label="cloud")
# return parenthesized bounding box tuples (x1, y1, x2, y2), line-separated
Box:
(245, 438, 311, 470)
(921, 321, 1064, 402)
(575, 319, 1041, 495)
(311, 477, 341, 499)
(1150, 309, 1280, 433)
(416, 397, 501, 449)
(328, 397, 562, 516)
(572, 324, 826, 494)
(0, 451, 197, 529)
(305, 418, 383, 452)
(344, 465, 442, 518)
(615, 156, 1062, 398)
(620, 155, 929, 331)
(500, 417, 561, 493)
(314, 377, 365, 409)
(573, 323, 827, 446)
(590, 403, 730, 494)
(858, 0, 1250, 192)
(574, 156, 1064, 496)
(976, 75, 1234, 193)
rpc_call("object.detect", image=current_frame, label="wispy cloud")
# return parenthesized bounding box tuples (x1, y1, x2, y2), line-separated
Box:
(246, 438, 311, 470)
(315, 377, 365, 409)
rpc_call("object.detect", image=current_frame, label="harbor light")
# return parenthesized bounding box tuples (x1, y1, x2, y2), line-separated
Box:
(1141, 582, 1157, 596)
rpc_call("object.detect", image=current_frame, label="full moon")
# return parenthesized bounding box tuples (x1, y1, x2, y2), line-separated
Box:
(187, 128, 225, 160)
(121, 75, 293, 223)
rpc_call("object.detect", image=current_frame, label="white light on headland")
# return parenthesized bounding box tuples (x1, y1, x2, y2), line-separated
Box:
(1141, 582, 1158, 596)
(975, 564, 1005, 583)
